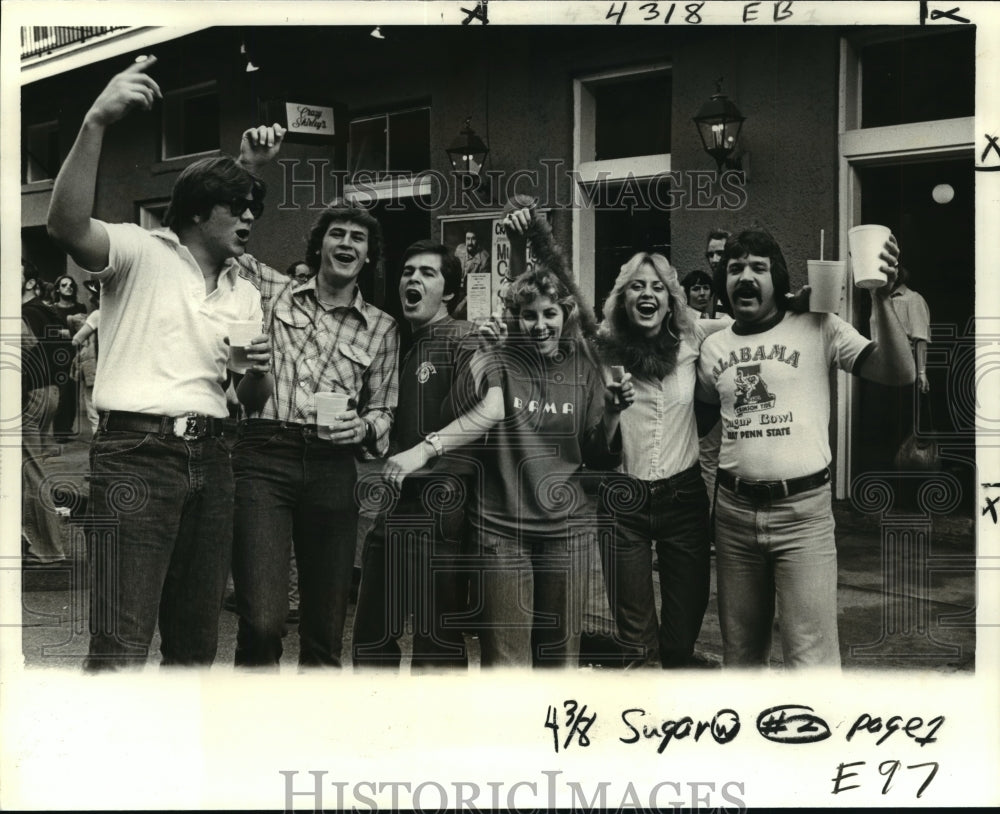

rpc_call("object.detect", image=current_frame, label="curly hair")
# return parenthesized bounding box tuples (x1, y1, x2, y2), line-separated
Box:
(305, 199, 383, 272)
(504, 195, 597, 340)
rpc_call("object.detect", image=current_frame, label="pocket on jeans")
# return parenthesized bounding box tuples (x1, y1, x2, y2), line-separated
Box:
(91, 431, 155, 459)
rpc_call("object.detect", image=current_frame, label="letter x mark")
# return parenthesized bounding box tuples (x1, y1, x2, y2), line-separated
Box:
(462, 0, 489, 25)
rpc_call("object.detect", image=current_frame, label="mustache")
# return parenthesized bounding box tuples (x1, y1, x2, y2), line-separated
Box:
(732, 281, 761, 302)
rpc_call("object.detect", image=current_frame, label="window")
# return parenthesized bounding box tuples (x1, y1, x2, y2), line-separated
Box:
(592, 73, 671, 161)
(138, 201, 169, 230)
(574, 65, 672, 308)
(24, 120, 59, 183)
(861, 29, 974, 128)
(161, 81, 220, 159)
(349, 107, 430, 179)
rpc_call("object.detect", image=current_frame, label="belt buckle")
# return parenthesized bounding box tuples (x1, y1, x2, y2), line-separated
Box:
(744, 481, 775, 503)
(174, 413, 207, 440)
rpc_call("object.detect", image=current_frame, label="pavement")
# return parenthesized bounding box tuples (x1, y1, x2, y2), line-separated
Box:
(19, 431, 977, 673)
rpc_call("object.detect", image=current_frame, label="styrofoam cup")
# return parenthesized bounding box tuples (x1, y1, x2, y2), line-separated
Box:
(848, 225, 891, 289)
(807, 260, 846, 313)
(227, 320, 260, 371)
(314, 392, 350, 440)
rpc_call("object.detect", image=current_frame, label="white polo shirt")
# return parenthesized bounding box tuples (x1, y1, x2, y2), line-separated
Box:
(90, 222, 263, 418)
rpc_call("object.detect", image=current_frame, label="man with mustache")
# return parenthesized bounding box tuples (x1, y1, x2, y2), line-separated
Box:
(46, 56, 273, 669)
(696, 229, 914, 669)
(353, 240, 503, 670)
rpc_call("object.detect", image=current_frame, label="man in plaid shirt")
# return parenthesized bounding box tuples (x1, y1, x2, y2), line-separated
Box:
(232, 133, 398, 667)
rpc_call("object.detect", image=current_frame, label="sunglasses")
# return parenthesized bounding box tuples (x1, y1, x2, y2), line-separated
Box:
(223, 197, 265, 219)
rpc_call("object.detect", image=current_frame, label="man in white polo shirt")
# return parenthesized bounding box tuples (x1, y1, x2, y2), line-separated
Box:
(47, 55, 275, 670)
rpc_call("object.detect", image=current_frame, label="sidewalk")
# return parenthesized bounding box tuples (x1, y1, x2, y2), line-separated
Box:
(20, 434, 976, 671)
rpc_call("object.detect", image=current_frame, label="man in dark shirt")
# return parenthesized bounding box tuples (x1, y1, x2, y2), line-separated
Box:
(352, 239, 501, 671)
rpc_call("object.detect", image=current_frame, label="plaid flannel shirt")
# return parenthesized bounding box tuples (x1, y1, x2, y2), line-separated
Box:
(237, 254, 398, 459)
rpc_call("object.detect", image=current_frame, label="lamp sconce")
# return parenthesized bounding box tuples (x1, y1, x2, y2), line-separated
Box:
(693, 79, 747, 176)
(445, 117, 490, 183)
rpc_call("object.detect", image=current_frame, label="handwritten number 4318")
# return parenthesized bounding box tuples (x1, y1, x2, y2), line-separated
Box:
(545, 700, 597, 753)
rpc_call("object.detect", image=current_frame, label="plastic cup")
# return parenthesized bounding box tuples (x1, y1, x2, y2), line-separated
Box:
(807, 260, 846, 313)
(227, 320, 260, 372)
(314, 392, 350, 440)
(848, 225, 891, 289)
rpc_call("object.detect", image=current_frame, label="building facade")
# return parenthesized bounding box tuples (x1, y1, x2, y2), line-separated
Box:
(20, 21, 977, 501)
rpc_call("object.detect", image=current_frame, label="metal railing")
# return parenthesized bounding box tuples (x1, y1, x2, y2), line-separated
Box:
(20, 26, 129, 61)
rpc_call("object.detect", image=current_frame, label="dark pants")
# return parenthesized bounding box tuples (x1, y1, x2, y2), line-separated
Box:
(232, 424, 358, 668)
(85, 431, 233, 671)
(353, 480, 468, 671)
(599, 464, 711, 667)
(53, 373, 78, 441)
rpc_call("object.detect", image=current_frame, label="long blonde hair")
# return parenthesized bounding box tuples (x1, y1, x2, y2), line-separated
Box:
(596, 252, 692, 379)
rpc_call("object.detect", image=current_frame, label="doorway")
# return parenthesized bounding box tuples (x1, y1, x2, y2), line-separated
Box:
(357, 198, 431, 344)
(852, 157, 975, 513)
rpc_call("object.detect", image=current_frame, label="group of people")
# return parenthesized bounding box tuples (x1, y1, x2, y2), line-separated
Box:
(37, 56, 918, 673)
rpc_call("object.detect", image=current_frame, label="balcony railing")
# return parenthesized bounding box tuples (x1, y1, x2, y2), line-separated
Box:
(20, 26, 129, 61)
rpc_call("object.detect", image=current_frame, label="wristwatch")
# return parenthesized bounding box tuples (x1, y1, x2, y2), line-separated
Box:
(423, 432, 444, 457)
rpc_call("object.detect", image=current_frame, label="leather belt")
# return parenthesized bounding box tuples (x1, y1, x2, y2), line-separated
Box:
(239, 418, 319, 436)
(717, 467, 830, 502)
(98, 410, 233, 440)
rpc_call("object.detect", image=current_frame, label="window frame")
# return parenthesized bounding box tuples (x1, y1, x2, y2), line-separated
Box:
(572, 63, 672, 301)
(160, 80, 221, 161)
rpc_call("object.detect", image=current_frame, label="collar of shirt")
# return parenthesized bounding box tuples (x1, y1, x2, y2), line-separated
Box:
(289, 281, 371, 328)
(150, 228, 241, 291)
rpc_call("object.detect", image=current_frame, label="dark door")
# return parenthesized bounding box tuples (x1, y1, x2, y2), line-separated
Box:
(853, 157, 975, 512)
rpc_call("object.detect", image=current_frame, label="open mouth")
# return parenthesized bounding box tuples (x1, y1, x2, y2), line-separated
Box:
(404, 288, 423, 305)
(333, 251, 356, 264)
(733, 284, 760, 304)
(235, 228, 251, 241)
(636, 301, 659, 317)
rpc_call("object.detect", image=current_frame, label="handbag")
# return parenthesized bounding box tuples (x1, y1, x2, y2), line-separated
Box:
(894, 391, 940, 470)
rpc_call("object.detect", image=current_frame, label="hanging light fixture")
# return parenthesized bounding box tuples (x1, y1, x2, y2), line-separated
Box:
(692, 79, 746, 172)
(445, 117, 490, 177)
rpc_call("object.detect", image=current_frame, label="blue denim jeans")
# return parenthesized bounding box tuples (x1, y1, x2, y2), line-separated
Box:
(353, 480, 468, 671)
(85, 431, 234, 671)
(599, 464, 711, 667)
(472, 529, 592, 668)
(714, 483, 840, 668)
(232, 425, 358, 668)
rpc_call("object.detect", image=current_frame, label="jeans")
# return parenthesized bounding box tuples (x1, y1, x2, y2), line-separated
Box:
(232, 425, 358, 668)
(473, 529, 592, 668)
(714, 483, 840, 668)
(353, 482, 468, 671)
(599, 464, 710, 667)
(22, 385, 65, 563)
(85, 431, 234, 670)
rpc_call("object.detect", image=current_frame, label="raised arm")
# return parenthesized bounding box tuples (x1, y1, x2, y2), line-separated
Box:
(236, 123, 286, 173)
(47, 56, 161, 271)
(857, 238, 916, 386)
